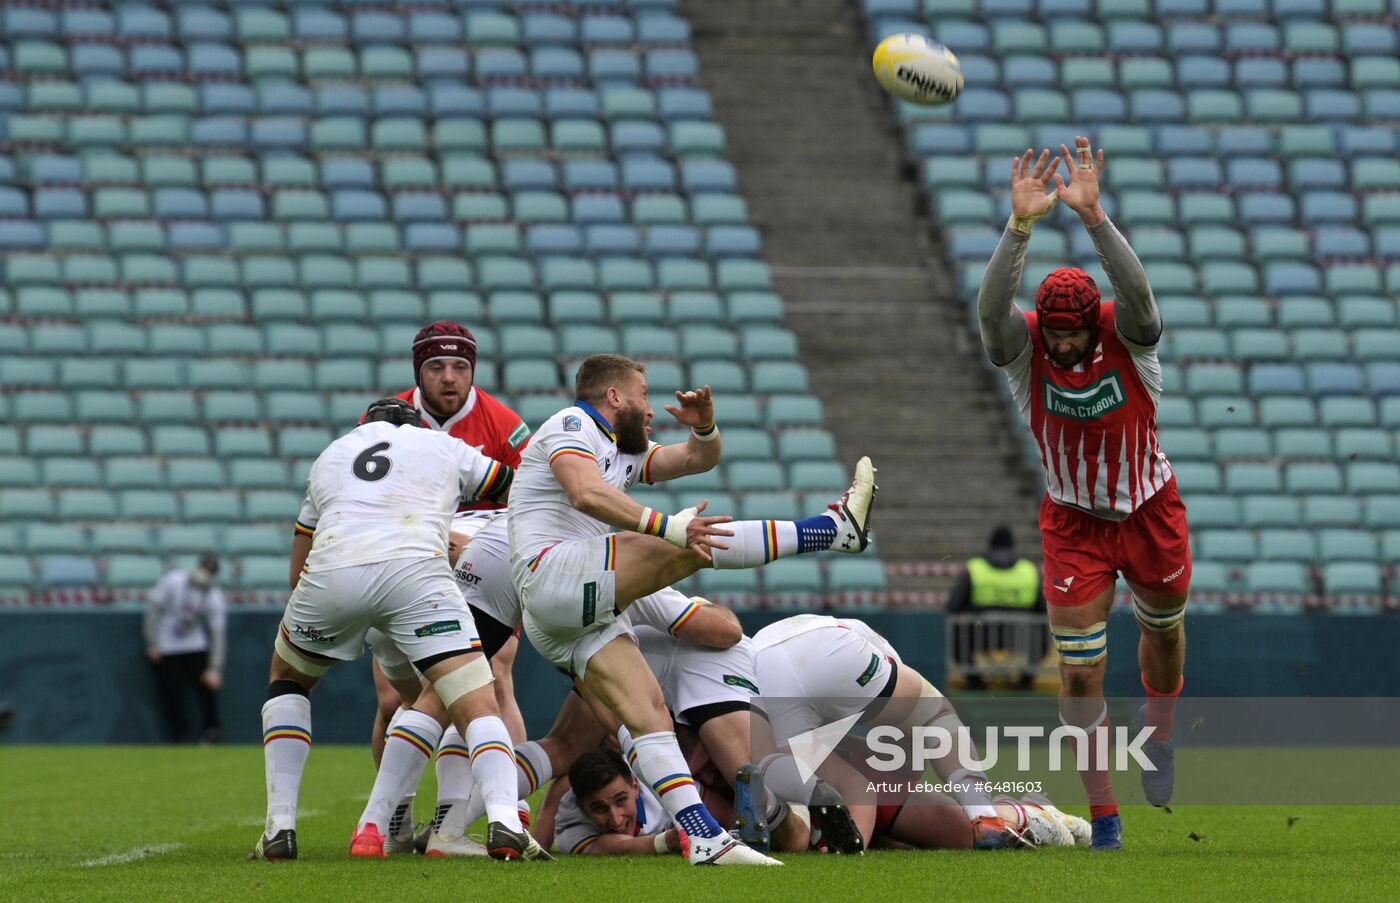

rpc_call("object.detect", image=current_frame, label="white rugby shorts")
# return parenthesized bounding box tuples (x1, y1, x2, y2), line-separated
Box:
(517, 534, 629, 678)
(753, 621, 897, 741)
(281, 557, 482, 665)
(637, 628, 758, 725)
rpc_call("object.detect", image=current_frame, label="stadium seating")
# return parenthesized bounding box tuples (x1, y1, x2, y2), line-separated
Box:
(0, 0, 883, 603)
(864, 0, 1400, 599)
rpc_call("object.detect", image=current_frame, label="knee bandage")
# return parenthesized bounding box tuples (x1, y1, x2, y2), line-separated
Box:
(431, 655, 494, 708)
(1133, 595, 1187, 632)
(1052, 622, 1108, 666)
(275, 631, 331, 677)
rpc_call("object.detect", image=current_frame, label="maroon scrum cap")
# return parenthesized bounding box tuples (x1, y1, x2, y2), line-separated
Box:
(411, 321, 478, 388)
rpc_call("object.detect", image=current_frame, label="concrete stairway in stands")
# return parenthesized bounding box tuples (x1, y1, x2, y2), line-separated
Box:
(684, 0, 1043, 586)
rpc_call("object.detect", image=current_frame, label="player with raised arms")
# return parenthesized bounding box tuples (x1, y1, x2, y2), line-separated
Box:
(249, 398, 549, 863)
(977, 136, 1188, 850)
(509, 353, 878, 866)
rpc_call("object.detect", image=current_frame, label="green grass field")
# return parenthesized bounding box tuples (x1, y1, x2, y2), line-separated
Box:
(6, 747, 1400, 902)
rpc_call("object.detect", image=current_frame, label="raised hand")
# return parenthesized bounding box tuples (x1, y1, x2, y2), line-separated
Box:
(1011, 148, 1062, 220)
(664, 385, 715, 430)
(682, 500, 733, 561)
(1052, 135, 1106, 224)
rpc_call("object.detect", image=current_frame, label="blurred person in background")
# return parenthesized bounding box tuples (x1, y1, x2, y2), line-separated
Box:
(946, 525, 1046, 690)
(144, 552, 226, 744)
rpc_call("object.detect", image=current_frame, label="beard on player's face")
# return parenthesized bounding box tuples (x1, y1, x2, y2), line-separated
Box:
(421, 361, 474, 419)
(1043, 328, 1092, 369)
(615, 398, 651, 454)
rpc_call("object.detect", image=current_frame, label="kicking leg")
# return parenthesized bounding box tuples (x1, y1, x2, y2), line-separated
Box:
(611, 458, 878, 607)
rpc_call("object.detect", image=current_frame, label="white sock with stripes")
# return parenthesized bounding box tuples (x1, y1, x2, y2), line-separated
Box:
(357, 710, 442, 834)
(709, 515, 843, 569)
(262, 694, 312, 835)
(465, 716, 522, 830)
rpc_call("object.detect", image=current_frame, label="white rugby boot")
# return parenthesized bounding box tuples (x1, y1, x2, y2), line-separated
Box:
(688, 831, 783, 866)
(826, 457, 878, 553)
(1044, 805, 1092, 846)
(425, 829, 489, 858)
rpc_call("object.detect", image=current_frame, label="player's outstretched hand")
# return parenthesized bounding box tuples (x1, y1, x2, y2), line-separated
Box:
(665, 385, 715, 430)
(684, 499, 733, 562)
(1010, 148, 1061, 219)
(1052, 135, 1105, 220)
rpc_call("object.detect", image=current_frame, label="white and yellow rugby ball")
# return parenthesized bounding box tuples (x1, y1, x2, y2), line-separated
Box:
(872, 33, 964, 106)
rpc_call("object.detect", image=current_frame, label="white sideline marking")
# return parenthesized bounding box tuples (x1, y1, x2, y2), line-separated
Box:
(78, 843, 182, 868)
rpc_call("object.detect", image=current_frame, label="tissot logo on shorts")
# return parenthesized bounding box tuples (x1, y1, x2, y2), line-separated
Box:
(293, 624, 334, 643)
(413, 619, 461, 638)
(1042, 370, 1127, 421)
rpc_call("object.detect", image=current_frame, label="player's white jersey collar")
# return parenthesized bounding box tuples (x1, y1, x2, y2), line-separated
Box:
(573, 398, 617, 443)
(412, 385, 478, 433)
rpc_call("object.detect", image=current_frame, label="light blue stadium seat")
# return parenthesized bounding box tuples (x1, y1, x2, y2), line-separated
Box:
(1198, 529, 1256, 562)
(1248, 560, 1310, 596)
(1323, 562, 1382, 596)
(1300, 495, 1361, 529)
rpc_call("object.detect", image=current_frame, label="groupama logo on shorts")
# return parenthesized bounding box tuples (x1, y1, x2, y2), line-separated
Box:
(1042, 371, 1127, 421)
(855, 652, 882, 687)
(414, 620, 461, 638)
(722, 674, 760, 694)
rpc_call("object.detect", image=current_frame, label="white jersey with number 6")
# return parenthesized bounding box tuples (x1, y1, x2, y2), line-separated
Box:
(296, 421, 510, 572)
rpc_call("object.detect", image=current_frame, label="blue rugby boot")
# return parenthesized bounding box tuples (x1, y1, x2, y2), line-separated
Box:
(1134, 704, 1176, 807)
(733, 765, 772, 854)
(1090, 813, 1123, 851)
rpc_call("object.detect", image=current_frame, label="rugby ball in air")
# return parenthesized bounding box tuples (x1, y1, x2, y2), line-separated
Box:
(872, 33, 964, 106)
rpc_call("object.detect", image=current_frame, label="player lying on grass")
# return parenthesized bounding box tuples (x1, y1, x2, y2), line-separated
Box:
(546, 742, 1089, 855)
(250, 398, 549, 863)
(750, 614, 1032, 851)
(978, 137, 1186, 850)
(507, 354, 879, 866)
(549, 747, 809, 857)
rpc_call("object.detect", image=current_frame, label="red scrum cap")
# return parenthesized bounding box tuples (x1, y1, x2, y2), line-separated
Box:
(1035, 267, 1101, 333)
(412, 321, 478, 387)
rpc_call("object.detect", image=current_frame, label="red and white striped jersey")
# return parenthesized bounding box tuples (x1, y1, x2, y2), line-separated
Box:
(1000, 302, 1173, 519)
